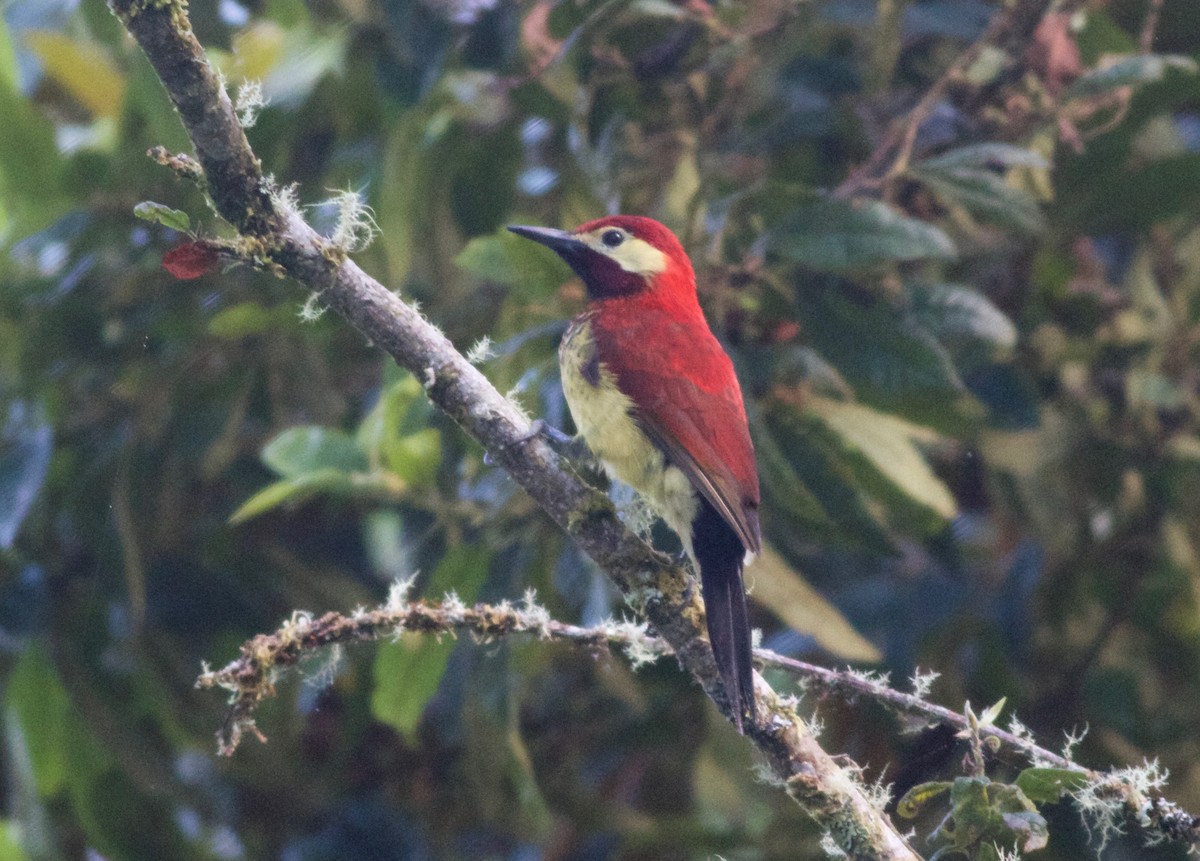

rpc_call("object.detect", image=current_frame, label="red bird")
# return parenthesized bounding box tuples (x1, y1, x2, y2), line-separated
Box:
(509, 216, 761, 732)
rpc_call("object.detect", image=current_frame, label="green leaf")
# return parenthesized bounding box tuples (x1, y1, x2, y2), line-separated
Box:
(1064, 54, 1198, 101)
(761, 402, 897, 554)
(383, 428, 441, 485)
(424, 544, 493, 602)
(225, 21, 285, 82)
(264, 0, 312, 27)
(357, 373, 439, 484)
(1015, 767, 1091, 804)
(228, 469, 356, 524)
(358, 376, 418, 458)
(793, 281, 964, 407)
(24, 30, 126, 119)
(909, 283, 1017, 354)
(919, 144, 1049, 171)
(909, 165, 1046, 233)
(67, 765, 181, 860)
(378, 114, 428, 281)
(7, 647, 72, 797)
(946, 777, 995, 841)
(750, 546, 881, 662)
(807, 396, 957, 521)
(455, 228, 570, 298)
(0, 822, 31, 861)
(772, 198, 956, 270)
(752, 417, 847, 540)
(371, 546, 492, 739)
(0, 15, 17, 90)
(927, 777, 1049, 857)
(261, 426, 367, 478)
(1081, 154, 1200, 232)
(207, 302, 293, 338)
(0, 71, 67, 235)
(132, 201, 190, 232)
(123, 48, 192, 154)
(1075, 8, 1136, 60)
(896, 781, 952, 818)
(371, 634, 455, 742)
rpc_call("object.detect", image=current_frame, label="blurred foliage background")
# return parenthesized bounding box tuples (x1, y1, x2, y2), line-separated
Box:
(2, 0, 1200, 858)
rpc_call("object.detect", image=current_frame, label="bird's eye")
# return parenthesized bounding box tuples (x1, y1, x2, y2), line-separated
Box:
(601, 229, 626, 248)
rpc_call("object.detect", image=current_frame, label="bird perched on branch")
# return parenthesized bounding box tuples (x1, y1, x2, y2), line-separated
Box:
(508, 216, 761, 732)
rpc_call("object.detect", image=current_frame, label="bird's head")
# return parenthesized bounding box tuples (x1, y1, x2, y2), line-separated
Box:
(508, 216, 693, 301)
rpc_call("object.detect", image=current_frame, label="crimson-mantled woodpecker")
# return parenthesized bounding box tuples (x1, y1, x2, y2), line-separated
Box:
(509, 216, 761, 732)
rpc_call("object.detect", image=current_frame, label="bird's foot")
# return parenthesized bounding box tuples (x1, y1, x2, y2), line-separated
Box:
(527, 418, 574, 447)
(485, 419, 584, 464)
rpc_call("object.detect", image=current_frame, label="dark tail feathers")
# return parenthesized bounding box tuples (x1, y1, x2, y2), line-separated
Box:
(693, 501, 756, 733)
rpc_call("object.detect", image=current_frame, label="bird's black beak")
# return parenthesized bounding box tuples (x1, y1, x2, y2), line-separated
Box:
(507, 225, 588, 259)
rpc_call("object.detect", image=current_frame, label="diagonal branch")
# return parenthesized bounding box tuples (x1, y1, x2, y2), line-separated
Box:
(110, 0, 919, 857)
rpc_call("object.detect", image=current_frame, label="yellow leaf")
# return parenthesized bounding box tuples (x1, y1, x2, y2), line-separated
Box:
(231, 21, 285, 83)
(748, 545, 881, 663)
(662, 134, 700, 227)
(1167, 434, 1200, 461)
(808, 396, 957, 520)
(1, 14, 18, 89)
(24, 31, 125, 119)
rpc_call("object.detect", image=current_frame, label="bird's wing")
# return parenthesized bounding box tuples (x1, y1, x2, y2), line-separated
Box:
(592, 308, 762, 554)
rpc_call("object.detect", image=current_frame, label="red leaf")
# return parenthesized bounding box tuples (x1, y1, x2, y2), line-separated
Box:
(162, 241, 220, 280)
(1030, 13, 1082, 95)
(520, 1, 561, 76)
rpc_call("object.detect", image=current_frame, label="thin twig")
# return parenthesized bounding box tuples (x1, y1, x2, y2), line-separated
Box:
(1139, 0, 1165, 54)
(835, 3, 1022, 200)
(199, 595, 1200, 848)
(832, 0, 1087, 202)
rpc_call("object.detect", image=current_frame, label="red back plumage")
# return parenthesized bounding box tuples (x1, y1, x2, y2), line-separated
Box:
(579, 217, 762, 553)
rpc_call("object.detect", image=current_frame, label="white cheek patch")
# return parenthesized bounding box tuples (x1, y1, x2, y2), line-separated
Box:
(611, 238, 668, 275)
(581, 234, 668, 276)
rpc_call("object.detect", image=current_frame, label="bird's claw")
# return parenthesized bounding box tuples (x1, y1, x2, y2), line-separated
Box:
(529, 419, 574, 447)
(484, 419, 581, 465)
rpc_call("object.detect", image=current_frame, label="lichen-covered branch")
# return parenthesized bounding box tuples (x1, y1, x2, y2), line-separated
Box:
(202, 593, 1200, 850)
(196, 586, 660, 755)
(109, 0, 919, 856)
(760, 653, 1200, 849)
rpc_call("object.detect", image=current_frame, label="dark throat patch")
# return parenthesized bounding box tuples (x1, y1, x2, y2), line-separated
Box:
(581, 349, 601, 387)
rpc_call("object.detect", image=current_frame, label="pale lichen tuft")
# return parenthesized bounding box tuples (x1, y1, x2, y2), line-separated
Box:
(385, 575, 418, 612)
(910, 667, 940, 699)
(235, 80, 266, 128)
(466, 335, 496, 365)
(1073, 759, 1169, 851)
(325, 187, 380, 253)
(519, 589, 553, 638)
(818, 832, 848, 858)
(299, 292, 327, 322)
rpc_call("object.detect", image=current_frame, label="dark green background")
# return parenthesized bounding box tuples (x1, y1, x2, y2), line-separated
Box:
(2, 0, 1199, 858)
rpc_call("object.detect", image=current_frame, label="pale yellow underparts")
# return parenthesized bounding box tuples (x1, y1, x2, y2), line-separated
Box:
(559, 317, 700, 559)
